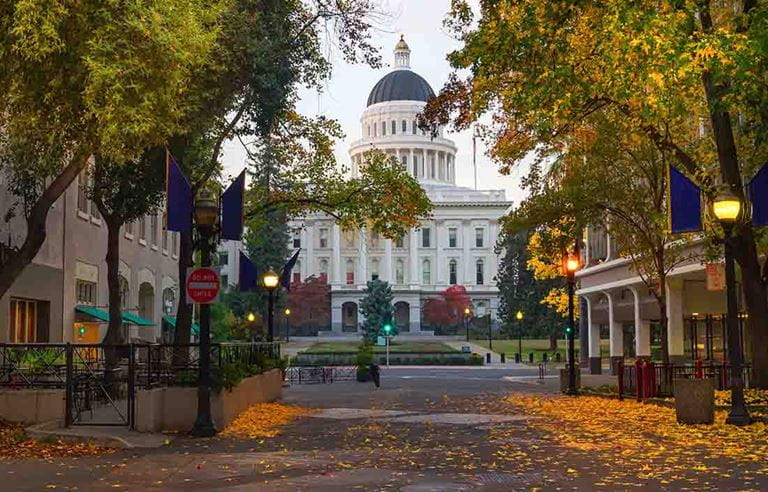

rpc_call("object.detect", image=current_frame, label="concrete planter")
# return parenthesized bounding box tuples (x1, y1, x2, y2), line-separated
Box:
(135, 369, 283, 432)
(674, 378, 714, 424)
(0, 388, 65, 425)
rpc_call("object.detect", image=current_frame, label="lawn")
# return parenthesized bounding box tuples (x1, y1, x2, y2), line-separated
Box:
(472, 339, 612, 360)
(304, 341, 458, 354)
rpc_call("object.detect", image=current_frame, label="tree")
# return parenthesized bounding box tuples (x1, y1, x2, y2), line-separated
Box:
(424, 0, 768, 386)
(286, 276, 331, 333)
(496, 230, 563, 350)
(359, 279, 394, 343)
(90, 150, 166, 345)
(0, 0, 222, 299)
(423, 285, 473, 332)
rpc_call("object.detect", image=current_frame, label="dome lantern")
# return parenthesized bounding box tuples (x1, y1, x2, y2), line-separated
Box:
(394, 34, 411, 69)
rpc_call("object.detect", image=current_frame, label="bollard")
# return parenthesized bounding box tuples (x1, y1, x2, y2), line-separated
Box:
(648, 361, 656, 398)
(529, 353, 534, 363)
(486, 353, 491, 364)
(515, 353, 521, 364)
(542, 353, 548, 363)
(617, 359, 625, 400)
(695, 359, 703, 379)
(500, 353, 506, 363)
(635, 359, 644, 402)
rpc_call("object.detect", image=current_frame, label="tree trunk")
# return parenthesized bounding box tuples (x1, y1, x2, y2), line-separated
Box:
(0, 151, 89, 299)
(175, 230, 195, 343)
(103, 217, 124, 345)
(549, 333, 558, 351)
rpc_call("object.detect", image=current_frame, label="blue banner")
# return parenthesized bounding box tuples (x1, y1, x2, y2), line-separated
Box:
(221, 171, 245, 240)
(668, 165, 702, 234)
(280, 249, 301, 291)
(749, 164, 768, 227)
(239, 252, 258, 292)
(165, 152, 193, 233)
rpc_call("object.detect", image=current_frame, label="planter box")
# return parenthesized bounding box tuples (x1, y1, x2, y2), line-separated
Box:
(135, 369, 283, 432)
(674, 378, 714, 424)
(0, 388, 65, 425)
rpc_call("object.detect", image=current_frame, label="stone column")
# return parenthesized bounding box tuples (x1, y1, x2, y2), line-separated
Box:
(358, 227, 368, 288)
(630, 287, 651, 358)
(409, 227, 419, 288)
(579, 296, 589, 367)
(435, 219, 444, 285)
(585, 296, 602, 374)
(410, 149, 415, 177)
(331, 224, 341, 285)
(409, 302, 422, 333)
(305, 220, 314, 278)
(666, 278, 686, 362)
(606, 291, 623, 374)
(382, 238, 393, 283)
(605, 232, 614, 261)
(331, 302, 342, 333)
(462, 220, 473, 284)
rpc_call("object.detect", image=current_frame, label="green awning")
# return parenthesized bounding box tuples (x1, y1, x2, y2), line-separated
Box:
(75, 305, 110, 323)
(163, 315, 201, 336)
(75, 305, 155, 326)
(122, 312, 154, 327)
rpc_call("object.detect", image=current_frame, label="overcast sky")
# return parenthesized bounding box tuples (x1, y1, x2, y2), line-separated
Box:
(221, 0, 528, 205)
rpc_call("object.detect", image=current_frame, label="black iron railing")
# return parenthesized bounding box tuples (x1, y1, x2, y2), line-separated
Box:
(285, 366, 357, 384)
(618, 360, 751, 399)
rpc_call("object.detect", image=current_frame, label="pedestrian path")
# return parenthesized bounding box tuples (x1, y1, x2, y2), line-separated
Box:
(444, 340, 526, 367)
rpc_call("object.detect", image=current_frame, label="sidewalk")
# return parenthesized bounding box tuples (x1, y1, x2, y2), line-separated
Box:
(26, 421, 171, 449)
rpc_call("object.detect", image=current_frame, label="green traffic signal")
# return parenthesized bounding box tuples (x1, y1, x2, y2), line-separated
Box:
(383, 324, 392, 334)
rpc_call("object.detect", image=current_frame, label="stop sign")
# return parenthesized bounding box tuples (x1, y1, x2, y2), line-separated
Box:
(186, 267, 221, 304)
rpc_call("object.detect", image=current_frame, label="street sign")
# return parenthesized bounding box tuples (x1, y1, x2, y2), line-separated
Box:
(461, 345, 471, 353)
(376, 336, 386, 346)
(706, 263, 725, 291)
(186, 267, 221, 304)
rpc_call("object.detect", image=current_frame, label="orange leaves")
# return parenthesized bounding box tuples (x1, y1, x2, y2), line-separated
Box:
(220, 403, 313, 439)
(0, 420, 108, 461)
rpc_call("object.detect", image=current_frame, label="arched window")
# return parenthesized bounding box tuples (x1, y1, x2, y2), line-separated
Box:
(401, 155, 407, 168)
(391, 120, 396, 135)
(346, 259, 355, 285)
(319, 259, 329, 282)
(402, 120, 407, 133)
(381, 121, 386, 136)
(367, 125, 371, 137)
(422, 259, 431, 285)
(119, 276, 130, 310)
(449, 260, 458, 285)
(374, 123, 378, 137)
(429, 156, 436, 179)
(412, 155, 419, 177)
(344, 229, 356, 248)
(412, 120, 418, 134)
(395, 259, 405, 284)
(162, 287, 175, 315)
(476, 259, 484, 285)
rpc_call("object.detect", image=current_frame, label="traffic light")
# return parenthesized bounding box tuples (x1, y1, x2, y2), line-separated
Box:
(382, 323, 392, 335)
(564, 324, 573, 336)
(78, 326, 86, 335)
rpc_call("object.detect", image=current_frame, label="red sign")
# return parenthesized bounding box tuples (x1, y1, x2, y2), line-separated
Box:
(706, 263, 725, 291)
(186, 267, 221, 304)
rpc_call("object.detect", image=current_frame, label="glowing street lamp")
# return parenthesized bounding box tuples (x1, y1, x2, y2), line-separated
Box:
(516, 310, 524, 361)
(464, 307, 472, 342)
(284, 308, 292, 342)
(247, 312, 256, 323)
(713, 190, 750, 425)
(262, 269, 280, 342)
(564, 251, 581, 395)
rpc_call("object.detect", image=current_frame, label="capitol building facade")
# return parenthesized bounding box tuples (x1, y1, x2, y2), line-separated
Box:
(289, 37, 511, 334)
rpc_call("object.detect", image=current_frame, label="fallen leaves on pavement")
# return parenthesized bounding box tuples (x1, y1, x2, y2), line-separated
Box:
(506, 393, 768, 486)
(220, 403, 313, 439)
(0, 420, 108, 461)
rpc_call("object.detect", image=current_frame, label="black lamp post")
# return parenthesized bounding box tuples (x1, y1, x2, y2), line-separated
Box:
(565, 251, 581, 396)
(516, 310, 524, 360)
(713, 190, 751, 426)
(284, 308, 291, 342)
(191, 189, 219, 438)
(464, 307, 471, 342)
(262, 269, 280, 342)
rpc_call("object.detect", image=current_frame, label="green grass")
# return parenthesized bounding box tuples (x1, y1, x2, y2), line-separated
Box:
(304, 341, 458, 354)
(472, 339, 611, 360)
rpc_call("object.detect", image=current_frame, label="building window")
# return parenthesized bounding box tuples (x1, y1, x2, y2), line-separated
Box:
(162, 288, 175, 316)
(475, 228, 484, 247)
(449, 260, 458, 285)
(221, 274, 229, 289)
(395, 259, 405, 284)
(77, 170, 89, 214)
(171, 232, 178, 256)
(449, 228, 458, 248)
(371, 259, 379, 281)
(395, 235, 405, 249)
(369, 230, 380, 249)
(422, 228, 431, 248)
(319, 259, 329, 283)
(139, 216, 147, 242)
(391, 120, 396, 135)
(344, 229, 355, 248)
(91, 200, 101, 220)
(401, 155, 407, 168)
(119, 276, 130, 309)
(150, 214, 158, 245)
(430, 157, 435, 178)
(219, 251, 229, 266)
(476, 259, 484, 285)
(76, 280, 98, 305)
(293, 260, 302, 284)
(413, 155, 419, 177)
(402, 120, 407, 133)
(162, 228, 169, 251)
(381, 121, 386, 136)
(346, 259, 355, 285)
(9, 298, 38, 343)
(293, 230, 301, 248)
(422, 259, 431, 285)
(319, 228, 329, 248)
(367, 125, 371, 137)
(412, 120, 418, 135)
(125, 221, 134, 237)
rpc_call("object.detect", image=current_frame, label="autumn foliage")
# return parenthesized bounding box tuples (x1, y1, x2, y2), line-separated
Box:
(423, 285, 472, 328)
(221, 403, 313, 439)
(286, 276, 331, 330)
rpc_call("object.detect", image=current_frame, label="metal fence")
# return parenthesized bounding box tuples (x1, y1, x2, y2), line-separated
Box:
(618, 360, 751, 398)
(284, 366, 357, 384)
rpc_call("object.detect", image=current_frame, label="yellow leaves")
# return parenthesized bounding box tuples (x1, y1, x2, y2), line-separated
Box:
(0, 421, 109, 461)
(220, 403, 313, 439)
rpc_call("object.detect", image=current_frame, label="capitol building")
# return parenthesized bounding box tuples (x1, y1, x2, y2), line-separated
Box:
(289, 37, 511, 334)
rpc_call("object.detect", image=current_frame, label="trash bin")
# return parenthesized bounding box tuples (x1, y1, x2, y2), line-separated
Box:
(674, 378, 714, 424)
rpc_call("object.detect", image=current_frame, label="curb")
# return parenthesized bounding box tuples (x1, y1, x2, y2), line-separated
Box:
(25, 421, 170, 449)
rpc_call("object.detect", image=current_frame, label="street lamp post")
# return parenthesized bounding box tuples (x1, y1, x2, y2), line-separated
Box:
(713, 190, 751, 426)
(516, 310, 524, 361)
(464, 307, 471, 342)
(191, 190, 219, 437)
(262, 269, 280, 343)
(284, 308, 291, 342)
(565, 252, 581, 396)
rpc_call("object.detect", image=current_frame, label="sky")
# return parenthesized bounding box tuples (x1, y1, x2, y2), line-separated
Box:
(221, 0, 528, 205)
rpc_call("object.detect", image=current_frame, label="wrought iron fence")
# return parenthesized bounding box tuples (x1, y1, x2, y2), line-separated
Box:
(285, 366, 357, 384)
(618, 360, 751, 398)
